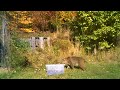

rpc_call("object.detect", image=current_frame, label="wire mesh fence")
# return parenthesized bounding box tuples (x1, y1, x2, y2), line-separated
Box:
(0, 11, 10, 68)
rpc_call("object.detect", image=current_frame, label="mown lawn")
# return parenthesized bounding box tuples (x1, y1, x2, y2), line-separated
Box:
(0, 62, 120, 79)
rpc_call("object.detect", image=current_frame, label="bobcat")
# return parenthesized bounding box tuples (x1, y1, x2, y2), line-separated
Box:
(62, 56, 86, 71)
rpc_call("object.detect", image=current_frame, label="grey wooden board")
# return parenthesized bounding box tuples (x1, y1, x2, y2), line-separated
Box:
(31, 37, 35, 49)
(29, 37, 50, 49)
(39, 37, 44, 49)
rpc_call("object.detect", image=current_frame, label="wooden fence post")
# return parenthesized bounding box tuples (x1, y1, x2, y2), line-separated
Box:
(47, 37, 50, 47)
(29, 37, 50, 50)
(31, 37, 35, 50)
(35, 37, 39, 47)
(39, 37, 44, 49)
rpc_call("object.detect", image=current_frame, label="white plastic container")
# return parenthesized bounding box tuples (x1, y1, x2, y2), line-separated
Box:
(46, 64, 65, 75)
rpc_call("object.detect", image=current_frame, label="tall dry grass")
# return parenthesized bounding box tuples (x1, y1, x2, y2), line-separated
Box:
(24, 29, 120, 69)
(24, 29, 82, 68)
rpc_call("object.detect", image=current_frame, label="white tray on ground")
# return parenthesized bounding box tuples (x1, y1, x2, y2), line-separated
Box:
(46, 64, 65, 75)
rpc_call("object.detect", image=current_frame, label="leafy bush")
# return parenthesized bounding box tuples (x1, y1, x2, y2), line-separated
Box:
(52, 39, 72, 52)
(25, 48, 60, 69)
(24, 39, 76, 69)
(70, 11, 120, 53)
(10, 34, 30, 68)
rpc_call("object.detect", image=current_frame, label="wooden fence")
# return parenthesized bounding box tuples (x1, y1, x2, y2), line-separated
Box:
(29, 37, 50, 50)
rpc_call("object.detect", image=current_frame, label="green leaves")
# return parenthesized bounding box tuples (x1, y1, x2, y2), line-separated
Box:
(99, 41, 110, 50)
(71, 11, 120, 52)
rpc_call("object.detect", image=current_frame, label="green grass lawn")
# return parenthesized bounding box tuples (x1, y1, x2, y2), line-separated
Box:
(0, 62, 120, 79)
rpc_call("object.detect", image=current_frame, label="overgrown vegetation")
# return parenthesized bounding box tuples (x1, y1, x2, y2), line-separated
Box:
(9, 31, 30, 68)
(0, 11, 120, 79)
(9, 29, 120, 71)
(70, 11, 120, 52)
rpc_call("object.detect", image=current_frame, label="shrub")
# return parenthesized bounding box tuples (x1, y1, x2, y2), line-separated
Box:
(9, 35, 30, 68)
(25, 48, 59, 69)
(52, 39, 72, 52)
